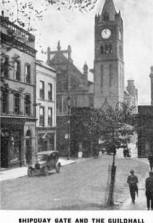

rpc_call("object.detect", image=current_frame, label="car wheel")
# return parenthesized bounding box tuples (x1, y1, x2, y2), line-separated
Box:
(43, 166, 48, 176)
(27, 168, 33, 177)
(56, 163, 61, 173)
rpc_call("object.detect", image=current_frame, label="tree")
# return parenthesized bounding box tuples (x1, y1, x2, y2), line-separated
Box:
(70, 103, 135, 157)
(1, 0, 98, 31)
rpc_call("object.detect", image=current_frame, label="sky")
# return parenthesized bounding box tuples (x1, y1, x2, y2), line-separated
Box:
(2, 0, 153, 105)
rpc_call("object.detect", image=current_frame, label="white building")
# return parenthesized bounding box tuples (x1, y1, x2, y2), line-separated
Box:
(36, 60, 56, 152)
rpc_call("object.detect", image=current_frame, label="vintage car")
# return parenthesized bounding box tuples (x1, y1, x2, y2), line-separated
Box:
(27, 150, 61, 176)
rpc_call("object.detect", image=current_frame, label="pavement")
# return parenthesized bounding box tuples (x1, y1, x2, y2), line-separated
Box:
(120, 158, 150, 210)
(0, 158, 76, 182)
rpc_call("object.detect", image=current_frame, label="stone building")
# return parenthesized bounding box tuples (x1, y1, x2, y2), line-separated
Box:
(0, 13, 37, 167)
(137, 67, 153, 157)
(36, 60, 56, 152)
(46, 42, 94, 155)
(124, 80, 138, 112)
(94, 0, 124, 109)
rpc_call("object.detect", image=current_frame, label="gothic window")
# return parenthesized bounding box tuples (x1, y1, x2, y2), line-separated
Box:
(108, 44, 112, 54)
(103, 12, 109, 21)
(48, 107, 52, 126)
(48, 83, 52, 101)
(14, 93, 20, 114)
(1, 56, 9, 78)
(109, 64, 113, 87)
(25, 64, 31, 84)
(2, 90, 8, 113)
(105, 44, 112, 55)
(14, 61, 21, 81)
(101, 65, 104, 89)
(39, 106, 45, 126)
(101, 45, 104, 54)
(24, 94, 31, 116)
(40, 80, 44, 99)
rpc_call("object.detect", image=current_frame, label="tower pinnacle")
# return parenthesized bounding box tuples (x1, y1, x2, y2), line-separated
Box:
(101, 0, 117, 21)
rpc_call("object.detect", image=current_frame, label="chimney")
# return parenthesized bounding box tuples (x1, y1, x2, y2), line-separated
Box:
(67, 45, 71, 60)
(47, 47, 51, 64)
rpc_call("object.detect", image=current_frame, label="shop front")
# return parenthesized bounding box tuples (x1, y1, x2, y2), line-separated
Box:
(37, 127, 56, 152)
(0, 117, 36, 168)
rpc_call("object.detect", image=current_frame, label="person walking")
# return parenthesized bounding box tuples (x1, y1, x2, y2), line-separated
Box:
(145, 171, 153, 210)
(127, 170, 138, 204)
(148, 154, 153, 171)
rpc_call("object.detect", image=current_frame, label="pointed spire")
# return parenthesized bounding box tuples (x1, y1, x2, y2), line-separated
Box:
(101, 0, 117, 21)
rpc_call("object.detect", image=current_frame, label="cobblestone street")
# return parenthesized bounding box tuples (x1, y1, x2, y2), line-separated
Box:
(0, 156, 149, 210)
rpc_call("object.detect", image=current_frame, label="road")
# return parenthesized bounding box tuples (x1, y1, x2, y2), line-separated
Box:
(0, 156, 149, 210)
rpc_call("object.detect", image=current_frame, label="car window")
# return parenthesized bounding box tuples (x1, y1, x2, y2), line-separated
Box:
(37, 154, 48, 161)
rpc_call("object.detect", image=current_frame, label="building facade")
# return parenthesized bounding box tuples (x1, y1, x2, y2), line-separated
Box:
(137, 67, 153, 157)
(94, 0, 124, 109)
(46, 42, 94, 155)
(36, 61, 56, 152)
(124, 80, 138, 112)
(0, 13, 37, 168)
(137, 106, 153, 157)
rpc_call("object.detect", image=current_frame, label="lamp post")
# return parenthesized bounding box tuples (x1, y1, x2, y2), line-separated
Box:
(67, 96, 71, 160)
(107, 126, 117, 207)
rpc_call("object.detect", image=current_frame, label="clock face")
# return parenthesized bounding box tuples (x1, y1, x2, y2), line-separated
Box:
(101, 29, 111, 39)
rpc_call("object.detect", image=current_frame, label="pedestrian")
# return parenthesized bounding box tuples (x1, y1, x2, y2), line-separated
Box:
(145, 171, 153, 210)
(127, 170, 138, 204)
(148, 154, 153, 171)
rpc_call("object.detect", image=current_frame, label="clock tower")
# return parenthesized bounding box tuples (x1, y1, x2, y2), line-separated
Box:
(94, 0, 124, 109)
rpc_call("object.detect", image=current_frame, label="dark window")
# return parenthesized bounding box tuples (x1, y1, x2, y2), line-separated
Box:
(14, 93, 20, 114)
(40, 81, 44, 99)
(48, 107, 52, 126)
(48, 83, 52, 101)
(1, 56, 9, 78)
(105, 44, 112, 55)
(2, 91, 8, 113)
(103, 12, 109, 21)
(25, 94, 31, 116)
(39, 107, 45, 126)
(14, 61, 21, 81)
(25, 64, 31, 83)
(101, 46, 104, 54)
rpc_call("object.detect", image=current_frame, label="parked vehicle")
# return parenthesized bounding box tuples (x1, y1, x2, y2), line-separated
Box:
(27, 150, 61, 177)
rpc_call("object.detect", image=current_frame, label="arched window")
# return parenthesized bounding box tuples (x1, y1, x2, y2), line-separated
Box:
(26, 130, 32, 137)
(14, 61, 21, 81)
(1, 56, 9, 78)
(24, 94, 31, 116)
(25, 64, 31, 83)
(101, 46, 104, 54)
(2, 90, 8, 113)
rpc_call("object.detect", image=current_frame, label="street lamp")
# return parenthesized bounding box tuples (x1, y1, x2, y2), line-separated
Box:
(107, 127, 117, 207)
(67, 96, 71, 160)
